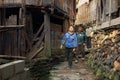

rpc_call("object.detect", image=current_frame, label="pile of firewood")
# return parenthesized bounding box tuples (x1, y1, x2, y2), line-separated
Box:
(87, 29, 120, 80)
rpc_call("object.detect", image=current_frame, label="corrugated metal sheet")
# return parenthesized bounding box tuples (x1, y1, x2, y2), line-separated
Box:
(75, 0, 97, 25)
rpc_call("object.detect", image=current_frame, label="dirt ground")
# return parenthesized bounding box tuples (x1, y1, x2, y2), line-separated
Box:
(50, 59, 97, 80)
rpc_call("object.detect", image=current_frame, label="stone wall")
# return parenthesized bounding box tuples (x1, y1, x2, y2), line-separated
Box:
(0, 60, 28, 80)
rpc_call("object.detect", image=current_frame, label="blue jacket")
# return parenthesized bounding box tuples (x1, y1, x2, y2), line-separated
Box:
(61, 33, 78, 48)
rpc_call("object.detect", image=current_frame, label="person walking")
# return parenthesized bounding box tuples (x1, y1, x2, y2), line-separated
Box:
(60, 26, 78, 69)
(86, 27, 92, 49)
(77, 26, 87, 60)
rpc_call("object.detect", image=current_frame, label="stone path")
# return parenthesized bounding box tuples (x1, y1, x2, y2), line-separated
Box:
(50, 59, 97, 80)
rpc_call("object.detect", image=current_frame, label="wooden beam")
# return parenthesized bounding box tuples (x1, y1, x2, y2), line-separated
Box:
(0, 4, 22, 8)
(51, 14, 65, 20)
(109, 0, 112, 24)
(33, 23, 44, 41)
(0, 25, 24, 28)
(28, 46, 44, 59)
(19, 8, 22, 25)
(102, 0, 106, 22)
(93, 17, 120, 31)
(22, 0, 26, 25)
(0, 55, 26, 60)
(17, 29, 21, 56)
(23, 28, 32, 51)
(63, 19, 69, 32)
(44, 13, 51, 57)
(0, 9, 1, 25)
(28, 32, 45, 59)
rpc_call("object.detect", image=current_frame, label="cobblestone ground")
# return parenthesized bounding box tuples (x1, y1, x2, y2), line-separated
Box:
(50, 59, 97, 80)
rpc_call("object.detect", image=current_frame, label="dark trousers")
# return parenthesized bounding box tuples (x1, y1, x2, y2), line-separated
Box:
(66, 48, 73, 68)
(78, 44, 85, 58)
(87, 37, 91, 48)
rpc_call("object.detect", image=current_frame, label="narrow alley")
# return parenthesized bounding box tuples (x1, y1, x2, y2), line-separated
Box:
(50, 60, 96, 80)
(0, 0, 120, 80)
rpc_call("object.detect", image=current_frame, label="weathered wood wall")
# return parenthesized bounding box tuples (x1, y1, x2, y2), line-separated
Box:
(42, 0, 54, 6)
(54, 0, 68, 12)
(119, 0, 120, 7)
(0, 9, 1, 25)
(0, 0, 76, 58)
(0, 27, 26, 57)
(75, 0, 120, 25)
(0, 0, 25, 5)
(75, 0, 97, 25)
(0, 0, 74, 14)
(69, 0, 76, 25)
(100, 0, 118, 22)
(50, 23, 62, 49)
(105, 0, 118, 14)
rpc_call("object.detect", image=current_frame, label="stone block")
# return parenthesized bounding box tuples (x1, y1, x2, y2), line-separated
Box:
(13, 60, 25, 74)
(0, 62, 14, 80)
(0, 60, 25, 80)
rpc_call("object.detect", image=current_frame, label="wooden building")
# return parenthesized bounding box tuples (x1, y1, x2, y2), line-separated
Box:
(0, 0, 76, 59)
(75, 0, 120, 50)
(75, 0, 97, 26)
(94, 0, 120, 30)
(75, 0, 120, 30)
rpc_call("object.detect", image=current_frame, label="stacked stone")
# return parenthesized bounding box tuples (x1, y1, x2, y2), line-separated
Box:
(87, 29, 120, 80)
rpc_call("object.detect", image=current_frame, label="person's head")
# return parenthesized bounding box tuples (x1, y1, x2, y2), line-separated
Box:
(78, 26, 83, 32)
(68, 26, 74, 32)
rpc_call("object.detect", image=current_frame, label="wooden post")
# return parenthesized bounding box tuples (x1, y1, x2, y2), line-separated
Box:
(44, 13, 51, 57)
(19, 8, 22, 25)
(96, 0, 100, 28)
(1, 0, 5, 25)
(0, 9, 1, 25)
(109, 0, 112, 25)
(17, 28, 21, 56)
(63, 19, 69, 33)
(102, 0, 106, 22)
(22, 0, 26, 25)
